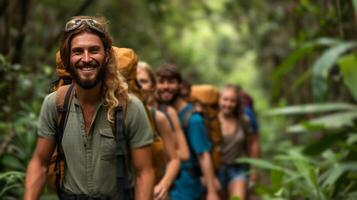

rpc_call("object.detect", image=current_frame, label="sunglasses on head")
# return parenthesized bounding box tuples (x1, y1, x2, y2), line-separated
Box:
(65, 18, 105, 34)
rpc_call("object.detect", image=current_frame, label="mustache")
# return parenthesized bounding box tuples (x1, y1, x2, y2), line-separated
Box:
(159, 89, 172, 93)
(76, 60, 99, 69)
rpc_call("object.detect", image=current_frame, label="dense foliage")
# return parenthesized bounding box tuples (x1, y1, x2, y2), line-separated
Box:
(0, 0, 356, 199)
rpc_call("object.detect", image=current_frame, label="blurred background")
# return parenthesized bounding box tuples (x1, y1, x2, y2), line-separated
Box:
(0, 0, 356, 199)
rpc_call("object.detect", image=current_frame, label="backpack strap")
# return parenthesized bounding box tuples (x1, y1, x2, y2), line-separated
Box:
(181, 106, 203, 177)
(115, 106, 134, 200)
(182, 106, 195, 132)
(149, 108, 160, 136)
(54, 84, 74, 194)
(158, 104, 175, 131)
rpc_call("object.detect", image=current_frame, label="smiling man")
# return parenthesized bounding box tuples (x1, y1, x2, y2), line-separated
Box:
(24, 16, 154, 200)
(68, 32, 106, 89)
(155, 64, 219, 200)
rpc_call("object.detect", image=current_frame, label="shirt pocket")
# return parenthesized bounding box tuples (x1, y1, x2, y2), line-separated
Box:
(99, 128, 117, 160)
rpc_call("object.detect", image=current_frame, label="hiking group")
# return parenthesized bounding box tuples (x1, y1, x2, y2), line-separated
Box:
(24, 16, 260, 200)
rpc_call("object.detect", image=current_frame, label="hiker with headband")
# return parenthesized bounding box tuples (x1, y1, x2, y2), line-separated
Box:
(24, 16, 154, 200)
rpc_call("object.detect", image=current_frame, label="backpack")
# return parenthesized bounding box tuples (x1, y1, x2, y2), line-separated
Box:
(185, 84, 223, 171)
(112, 47, 166, 181)
(112, 47, 143, 101)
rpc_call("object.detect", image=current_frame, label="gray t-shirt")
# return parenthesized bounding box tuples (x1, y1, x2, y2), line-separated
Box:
(38, 92, 153, 199)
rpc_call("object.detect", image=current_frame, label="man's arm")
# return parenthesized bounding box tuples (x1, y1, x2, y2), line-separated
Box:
(154, 111, 180, 200)
(198, 152, 219, 200)
(187, 113, 219, 200)
(132, 145, 154, 200)
(24, 137, 55, 200)
(167, 106, 190, 160)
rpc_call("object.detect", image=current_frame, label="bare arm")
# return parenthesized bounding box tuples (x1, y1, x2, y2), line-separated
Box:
(198, 152, 219, 200)
(132, 145, 154, 200)
(154, 111, 180, 200)
(24, 137, 55, 200)
(244, 115, 260, 159)
(248, 134, 260, 158)
(248, 134, 260, 182)
(167, 106, 190, 160)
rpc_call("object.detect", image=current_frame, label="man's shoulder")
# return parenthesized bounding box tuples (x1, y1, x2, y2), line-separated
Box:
(179, 103, 193, 115)
(125, 93, 146, 118)
(42, 91, 57, 106)
(182, 103, 204, 125)
(128, 93, 142, 105)
(189, 112, 204, 124)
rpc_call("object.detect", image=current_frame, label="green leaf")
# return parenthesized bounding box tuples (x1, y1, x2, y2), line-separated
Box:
(287, 122, 325, 133)
(237, 158, 286, 172)
(292, 68, 311, 91)
(308, 38, 342, 46)
(269, 170, 284, 192)
(286, 150, 327, 199)
(287, 111, 357, 133)
(303, 133, 344, 155)
(0, 54, 6, 64)
(0, 155, 25, 171)
(271, 45, 314, 99)
(320, 162, 357, 187)
(266, 102, 357, 116)
(353, 0, 357, 11)
(312, 42, 357, 101)
(0, 171, 25, 197)
(305, 111, 357, 129)
(338, 54, 357, 101)
(271, 37, 340, 99)
(347, 133, 357, 145)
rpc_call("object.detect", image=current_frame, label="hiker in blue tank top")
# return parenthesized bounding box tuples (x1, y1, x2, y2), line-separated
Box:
(155, 64, 220, 200)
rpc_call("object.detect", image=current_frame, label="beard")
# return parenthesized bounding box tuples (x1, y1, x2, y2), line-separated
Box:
(157, 90, 180, 105)
(68, 60, 105, 90)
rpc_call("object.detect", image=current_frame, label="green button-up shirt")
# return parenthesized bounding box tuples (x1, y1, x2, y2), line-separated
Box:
(38, 92, 153, 199)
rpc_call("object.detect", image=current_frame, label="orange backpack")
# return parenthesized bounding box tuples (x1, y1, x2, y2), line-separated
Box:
(188, 84, 223, 171)
(112, 47, 143, 100)
(112, 47, 165, 182)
